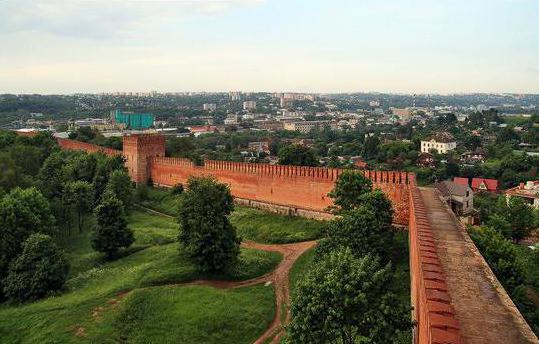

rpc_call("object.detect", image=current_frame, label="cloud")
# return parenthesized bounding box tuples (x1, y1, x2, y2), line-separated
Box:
(0, 0, 265, 39)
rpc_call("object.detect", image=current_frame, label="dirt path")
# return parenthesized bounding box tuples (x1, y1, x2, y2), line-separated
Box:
(130, 203, 316, 342)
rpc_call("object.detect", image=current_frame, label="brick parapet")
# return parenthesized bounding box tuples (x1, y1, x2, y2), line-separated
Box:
(56, 138, 122, 157)
(409, 186, 463, 344)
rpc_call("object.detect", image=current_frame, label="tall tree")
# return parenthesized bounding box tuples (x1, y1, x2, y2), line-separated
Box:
(3, 234, 69, 302)
(0, 187, 55, 297)
(503, 196, 537, 242)
(177, 176, 240, 272)
(362, 135, 380, 160)
(316, 205, 394, 263)
(63, 181, 93, 233)
(105, 170, 133, 210)
(91, 195, 134, 259)
(278, 145, 319, 167)
(327, 170, 372, 212)
(286, 248, 411, 344)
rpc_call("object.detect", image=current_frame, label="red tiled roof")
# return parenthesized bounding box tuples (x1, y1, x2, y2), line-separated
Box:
(453, 177, 469, 186)
(471, 178, 498, 191)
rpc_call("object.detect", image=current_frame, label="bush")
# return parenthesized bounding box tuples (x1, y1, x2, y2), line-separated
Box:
(3, 234, 69, 302)
(170, 183, 184, 195)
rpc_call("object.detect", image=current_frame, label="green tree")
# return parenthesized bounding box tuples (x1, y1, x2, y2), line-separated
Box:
(0, 152, 27, 191)
(63, 181, 93, 233)
(327, 170, 373, 212)
(470, 226, 525, 291)
(316, 206, 394, 263)
(362, 135, 380, 160)
(503, 196, 537, 242)
(357, 189, 394, 227)
(486, 214, 512, 239)
(105, 170, 133, 210)
(3, 234, 69, 302)
(278, 145, 319, 166)
(91, 195, 134, 259)
(37, 151, 67, 199)
(0, 187, 55, 290)
(286, 248, 411, 344)
(177, 177, 240, 272)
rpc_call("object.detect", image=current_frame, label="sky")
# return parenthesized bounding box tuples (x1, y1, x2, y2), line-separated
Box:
(0, 0, 538, 94)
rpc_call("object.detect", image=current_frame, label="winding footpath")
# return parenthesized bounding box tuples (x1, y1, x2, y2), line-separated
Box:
(119, 205, 317, 343)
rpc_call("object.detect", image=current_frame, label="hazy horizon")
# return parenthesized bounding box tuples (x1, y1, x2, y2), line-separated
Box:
(1, 0, 538, 94)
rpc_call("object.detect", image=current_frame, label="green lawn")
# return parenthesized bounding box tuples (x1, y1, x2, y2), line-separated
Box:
(289, 247, 316, 298)
(109, 285, 275, 344)
(230, 206, 326, 244)
(0, 209, 281, 344)
(137, 186, 180, 216)
(138, 187, 328, 244)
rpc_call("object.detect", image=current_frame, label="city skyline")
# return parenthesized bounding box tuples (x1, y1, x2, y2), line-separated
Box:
(1, 0, 538, 94)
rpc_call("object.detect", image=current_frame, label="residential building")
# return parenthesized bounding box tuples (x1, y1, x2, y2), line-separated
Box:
(421, 132, 457, 154)
(248, 141, 270, 155)
(505, 181, 539, 208)
(435, 180, 474, 215)
(460, 148, 486, 165)
(454, 177, 499, 193)
(283, 120, 336, 134)
(243, 100, 256, 110)
(417, 152, 435, 168)
(188, 125, 218, 137)
(203, 103, 217, 111)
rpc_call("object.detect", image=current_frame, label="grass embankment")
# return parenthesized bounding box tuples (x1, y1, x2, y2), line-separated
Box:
(139, 187, 327, 244)
(0, 210, 280, 344)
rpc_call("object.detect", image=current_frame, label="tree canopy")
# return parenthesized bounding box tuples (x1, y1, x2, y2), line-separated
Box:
(177, 176, 240, 272)
(327, 170, 373, 212)
(286, 248, 411, 344)
(278, 145, 319, 167)
(3, 233, 69, 302)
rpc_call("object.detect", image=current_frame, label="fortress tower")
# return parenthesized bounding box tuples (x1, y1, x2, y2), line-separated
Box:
(123, 134, 165, 184)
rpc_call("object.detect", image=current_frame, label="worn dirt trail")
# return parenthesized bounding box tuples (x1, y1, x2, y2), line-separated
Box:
(126, 204, 317, 343)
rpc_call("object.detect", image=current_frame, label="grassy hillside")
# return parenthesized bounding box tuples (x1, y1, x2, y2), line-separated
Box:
(138, 187, 327, 244)
(0, 210, 280, 344)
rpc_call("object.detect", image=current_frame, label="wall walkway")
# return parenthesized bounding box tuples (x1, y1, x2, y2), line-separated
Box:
(419, 187, 538, 344)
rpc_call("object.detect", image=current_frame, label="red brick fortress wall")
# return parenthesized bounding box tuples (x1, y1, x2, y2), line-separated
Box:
(56, 138, 122, 157)
(408, 185, 462, 344)
(149, 156, 413, 225)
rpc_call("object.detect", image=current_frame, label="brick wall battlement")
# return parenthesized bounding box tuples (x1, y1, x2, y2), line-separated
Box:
(409, 186, 462, 344)
(56, 138, 122, 157)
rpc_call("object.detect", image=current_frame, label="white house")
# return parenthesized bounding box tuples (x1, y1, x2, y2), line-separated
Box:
(421, 132, 457, 154)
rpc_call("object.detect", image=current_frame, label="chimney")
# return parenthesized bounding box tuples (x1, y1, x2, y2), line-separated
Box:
(519, 182, 525, 190)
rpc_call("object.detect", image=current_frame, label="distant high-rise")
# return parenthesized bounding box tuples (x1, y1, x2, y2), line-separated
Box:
(243, 100, 256, 110)
(229, 91, 242, 101)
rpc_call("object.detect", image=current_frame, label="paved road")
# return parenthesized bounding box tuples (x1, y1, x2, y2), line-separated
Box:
(420, 187, 538, 344)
